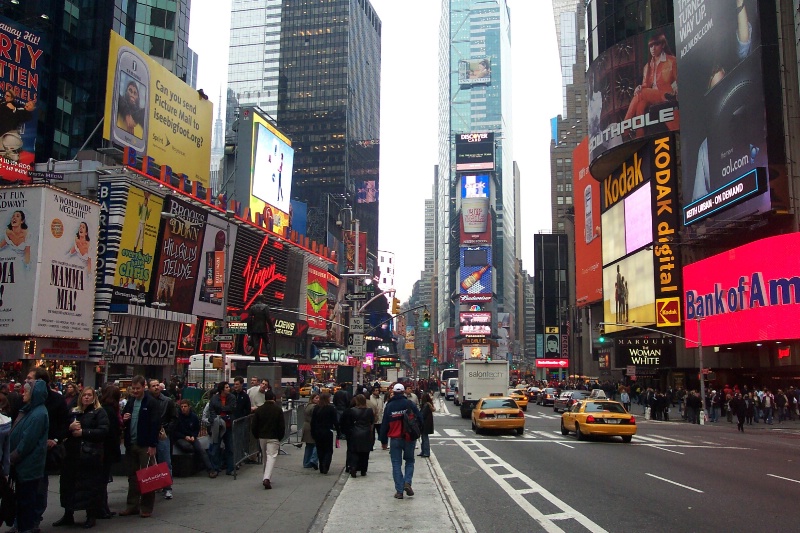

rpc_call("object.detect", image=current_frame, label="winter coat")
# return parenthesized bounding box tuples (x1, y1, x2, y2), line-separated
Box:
(251, 401, 286, 441)
(0, 414, 11, 477)
(301, 403, 316, 444)
(366, 394, 384, 426)
(122, 392, 159, 449)
(420, 402, 435, 435)
(340, 407, 374, 453)
(379, 393, 421, 444)
(208, 392, 235, 428)
(102, 404, 122, 466)
(60, 405, 109, 511)
(9, 380, 49, 482)
(310, 404, 338, 442)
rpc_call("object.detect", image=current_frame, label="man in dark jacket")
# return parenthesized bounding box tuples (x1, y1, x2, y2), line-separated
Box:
(172, 399, 216, 477)
(120, 375, 160, 518)
(232, 376, 252, 420)
(251, 391, 285, 489)
(379, 384, 421, 500)
(149, 379, 178, 499)
(333, 387, 351, 439)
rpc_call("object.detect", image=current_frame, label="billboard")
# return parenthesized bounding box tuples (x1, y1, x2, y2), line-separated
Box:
(107, 314, 179, 365)
(228, 226, 288, 312)
(356, 180, 378, 203)
(614, 337, 676, 369)
(103, 32, 213, 188)
(191, 213, 238, 319)
(573, 138, 602, 306)
(405, 325, 415, 350)
(460, 246, 492, 300)
(111, 186, 164, 305)
(150, 196, 206, 314)
(458, 58, 491, 85)
(459, 312, 491, 336)
(0, 17, 44, 184)
(460, 197, 491, 246)
(289, 199, 307, 237)
(455, 132, 494, 171)
(675, 0, 770, 225)
(683, 233, 800, 346)
(465, 345, 489, 359)
(343, 230, 367, 273)
(461, 174, 489, 198)
(603, 249, 655, 333)
(251, 116, 294, 215)
(305, 262, 328, 333)
(536, 358, 569, 369)
(587, 25, 679, 174)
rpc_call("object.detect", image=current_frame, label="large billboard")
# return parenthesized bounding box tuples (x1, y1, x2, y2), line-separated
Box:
(573, 138, 602, 306)
(461, 174, 489, 198)
(190, 213, 238, 319)
(460, 246, 492, 300)
(0, 186, 98, 338)
(458, 58, 491, 85)
(675, 0, 770, 225)
(603, 249, 655, 334)
(587, 25, 679, 174)
(251, 115, 294, 216)
(305, 262, 328, 333)
(683, 233, 800, 346)
(227, 226, 288, 312)
(455, 133, 494, 171)
(459, 312, 492, 336)
(103, 31, 213, 188)
(460, 197, 491, 246)
(0, 17, 43, 184)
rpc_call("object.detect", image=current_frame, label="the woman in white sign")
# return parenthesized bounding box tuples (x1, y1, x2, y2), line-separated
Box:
(0, 209, 31, 267)
(67, 221, 92, 274)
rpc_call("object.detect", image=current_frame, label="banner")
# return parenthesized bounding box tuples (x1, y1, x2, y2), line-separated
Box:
(107, 314, 179, 365)
(150, 196, 206, 313)
(306, 262, 328, 332)
(0, 16, 44, 184)
(103, 31, 213, 188)
(343, 230, 367, 273)
(191, 213, 238, 319)
(405, 325, 415, 350)
(573, 138, 602, 306)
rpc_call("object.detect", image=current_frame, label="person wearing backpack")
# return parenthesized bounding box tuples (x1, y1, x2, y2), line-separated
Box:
(379, 384, 422, 500)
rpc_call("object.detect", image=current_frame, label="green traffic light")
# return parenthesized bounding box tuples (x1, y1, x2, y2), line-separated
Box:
(598, 336, 605, 343)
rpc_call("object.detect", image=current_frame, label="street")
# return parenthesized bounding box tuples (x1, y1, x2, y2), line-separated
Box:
(431, 396, 800, 532)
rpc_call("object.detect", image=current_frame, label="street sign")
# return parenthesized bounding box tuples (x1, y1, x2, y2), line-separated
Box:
(345, 293, 367, 301)
(227, 321, 248, 334)
(214, 334, 234, 342)
(102, 355, 113, 362)
(349, 317, 365, 333)
(348, 343, 365, 358)
(220, 342, 234, 351)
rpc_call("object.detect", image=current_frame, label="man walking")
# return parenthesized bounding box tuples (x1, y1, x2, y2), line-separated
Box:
(366, 386, 385, 447)
(120, 376, 160, 518)
(380, 384, 421, 500)
(149, 379, 178, 500)
(251, 391, 285, 489)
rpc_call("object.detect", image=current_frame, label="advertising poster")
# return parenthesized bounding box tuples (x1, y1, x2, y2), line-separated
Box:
(107, 314, 179, 365)
(178, 322, 196, 352)
(459, 312, 491, 336)
(460, 198, 491, 246)
(150, 196, 206, 314)
(682, 233, 800, 346)
(587, 25, 679, 170)
(191, 213, 238, 319)
(33, 189, 99, 338)
(603, 249, 655, 333)
(458, 58, 491, 85)
(461, 174, 489, 198)
(250, 114, 294, 215)
(573, 138, 602, 306)
(614, 337, 676, 369)
(228, 225, 288, 311)
(356, 180, 378, 203)
(674, 1, 770, 223)
(455, 133, 494, 171)
(103, 32, 213, 188)
(306, 262, 328, 332)
(0, 16, 43, 184)
(405, 325, 415, 350)
(343, 230, 367, 273)
(0, 187, 39, 334)
(111, 186, 164, 305)
(460, 263, 492, 299)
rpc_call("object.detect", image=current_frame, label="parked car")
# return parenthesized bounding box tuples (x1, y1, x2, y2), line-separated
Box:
(554, 390, 591, 413)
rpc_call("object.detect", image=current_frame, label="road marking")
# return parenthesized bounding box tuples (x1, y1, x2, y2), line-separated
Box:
(646, 445, 684, 455)
(631, 435, 664, 443)
(767, 474, 800, 485)
(531, 431, 556, 439)
(653, 435, 691, 444)
(555, 441, 574, 449)
(427, 452, 478, 533)
(457, 439, 608, 532)
(645, 473, 703, 493)
(444, 429, 464, 437)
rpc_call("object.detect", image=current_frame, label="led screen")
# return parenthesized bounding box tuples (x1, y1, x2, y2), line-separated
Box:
(252, 121, 295, 215)
(603, 249, 656, 333)
(601, 202, 625, 266)
(624, 181, 652, 254)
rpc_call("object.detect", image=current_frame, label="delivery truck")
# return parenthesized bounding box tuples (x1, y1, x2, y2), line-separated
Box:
(458, 359, 510, 418)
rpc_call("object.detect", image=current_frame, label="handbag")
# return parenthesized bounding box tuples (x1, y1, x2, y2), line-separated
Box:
(45, 442, 67, 472)
(135, 456, 173, 494)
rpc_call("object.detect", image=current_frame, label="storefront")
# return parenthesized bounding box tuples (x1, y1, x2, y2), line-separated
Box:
(0, 338, 95, 387)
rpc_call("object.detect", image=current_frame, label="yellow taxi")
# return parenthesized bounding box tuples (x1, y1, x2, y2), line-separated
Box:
(471, 397, 525, 435)
(320, 382, 339, 394)
(299, 385, 313, 397)
(507, 388, 529, 411)
(560, 399, 636, 442)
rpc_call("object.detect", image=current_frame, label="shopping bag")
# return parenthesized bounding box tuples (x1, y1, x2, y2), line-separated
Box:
(135, 457, 172, 494)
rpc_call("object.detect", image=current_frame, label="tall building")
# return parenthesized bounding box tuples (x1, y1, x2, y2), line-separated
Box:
(436, 0, 516, 362)
(210, 91, 225, 195)
(552, 0, 581, 118)
(377, 250, 396, 298)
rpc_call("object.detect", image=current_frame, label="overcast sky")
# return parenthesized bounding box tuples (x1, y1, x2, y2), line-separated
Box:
(189, 0, 563, 301)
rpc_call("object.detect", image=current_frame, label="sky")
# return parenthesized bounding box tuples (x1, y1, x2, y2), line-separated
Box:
(189, 0, 563, 302)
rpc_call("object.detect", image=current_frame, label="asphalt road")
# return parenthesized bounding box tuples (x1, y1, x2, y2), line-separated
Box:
(432, 396, 800, 532)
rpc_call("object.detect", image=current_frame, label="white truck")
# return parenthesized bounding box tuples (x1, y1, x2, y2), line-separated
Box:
(458, 359, 510, 418)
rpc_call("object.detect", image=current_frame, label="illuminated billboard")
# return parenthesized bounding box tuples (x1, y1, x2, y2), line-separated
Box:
(460, 246, 492, 301)
(191, 212, 238, 320)
(458, 58, 491, 85)
(305, 262, 328, 333)
(252, 119, 294, 215)
(460, 197, 491, 246)
(573, 141, 602, 306)
(675, 1, 771, 226)
(461, 174, 489, 198)
(683, 233, 800, 346)
(0, 16, 44, 184)
(459, 312, 491, 336)
(603, 249, 655, 334)
(455, 132, 494, 171)
(601, 181, 652, 266)
(587, 25, 679, 175)
(103, 32, 213, 188)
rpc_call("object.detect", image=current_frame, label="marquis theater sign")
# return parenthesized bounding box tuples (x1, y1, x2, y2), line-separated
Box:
(614, 337, 676, 368)
(683, 233, 800, 346)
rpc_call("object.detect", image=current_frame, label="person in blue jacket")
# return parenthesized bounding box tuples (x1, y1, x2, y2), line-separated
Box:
(379, 384, 421, 500)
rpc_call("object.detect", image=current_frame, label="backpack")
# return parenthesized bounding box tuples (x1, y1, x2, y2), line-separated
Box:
(402, 406, 421, 441)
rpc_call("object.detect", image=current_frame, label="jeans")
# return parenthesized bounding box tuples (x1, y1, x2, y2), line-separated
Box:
(259, 438, 280, 481)
(178, 438, 215, 471)
(389, 438, 415, 495)
(420, 433, 430, 456)
(210, 428, 234, 473)
(16, 478, 40, 533)
(712, 407, 721, 422)
(303, 443, 318, 468)
(34, 472, 48, 526)
(156, 437, 173, 490)
(764, 407, 773, 424)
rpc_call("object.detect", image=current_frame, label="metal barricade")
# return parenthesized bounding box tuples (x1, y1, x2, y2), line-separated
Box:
(231, 414, 261, 479)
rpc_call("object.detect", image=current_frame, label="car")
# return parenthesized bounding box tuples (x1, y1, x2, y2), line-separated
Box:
(445, 378, 458, 401)
(553, 390, 591, 413)
(299, 385, 312, 397)
(560, 399, 637, 442)
(525, 386, 542, 402)
(471, 397, 525, 435)
(320, 382, 340, 394)
(538, 387, 557, 406)
(507, 388, 529, 411)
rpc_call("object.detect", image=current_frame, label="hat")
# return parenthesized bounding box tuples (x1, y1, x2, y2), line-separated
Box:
(392, 384, 405, 393)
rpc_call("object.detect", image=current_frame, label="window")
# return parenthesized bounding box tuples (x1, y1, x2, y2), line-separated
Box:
(557, 197, 564, 205)
(566, 196, 573, 205)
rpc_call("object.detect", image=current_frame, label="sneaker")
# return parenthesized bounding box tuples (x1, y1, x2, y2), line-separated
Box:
(404, 483, 414, 496)
(164, 489, 173, 500)
(394, 492, 404, 499)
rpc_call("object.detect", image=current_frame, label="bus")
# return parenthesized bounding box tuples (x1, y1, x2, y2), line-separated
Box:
(188, 354, 299, 388)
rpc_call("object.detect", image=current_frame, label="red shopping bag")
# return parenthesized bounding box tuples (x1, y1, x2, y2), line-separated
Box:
(135, 457, 172, 494)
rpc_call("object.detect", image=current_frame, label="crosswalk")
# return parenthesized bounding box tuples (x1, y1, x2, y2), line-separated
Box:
(429, 428, 691, 445)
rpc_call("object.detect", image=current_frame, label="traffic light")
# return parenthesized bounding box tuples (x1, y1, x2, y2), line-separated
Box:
(432, 357, 437, 364)
(422, 310, 430, 328)
(391, 297, 400, 315)
(598, 326, 606, 343)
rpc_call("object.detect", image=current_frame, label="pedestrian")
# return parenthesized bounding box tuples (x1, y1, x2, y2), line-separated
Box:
(380, 384, 422, 499)
(119, 375, 160, 519)
(207, 381, 236, 475)
(366, 386, 385, 448)
(53, 387, 109, 529)
(332, 386, 351, 440)
(620, 388, 631, 412)
(148, 379, 177, 500)
(730, 392, 746, 432)
(251, 391, 285, 490)
(172, 399, 217, 478)
(99, 384, 122, 519)
(418, 393, 435, 458)
(340, 394, 374, 478)
(9, 379, 49, 533)
(310, 393, 338, 475)
(301, 393, 319, 469)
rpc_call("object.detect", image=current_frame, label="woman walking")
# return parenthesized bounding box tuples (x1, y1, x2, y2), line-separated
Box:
(418, 393, 435, 458)
(99, 385, 122, 519)
(310, 393, 338, 475)
(208, 382, 235, 475)
(53, 387, 110, 529)
(340, 394, 374, 477)
(301, 393, 319, 469)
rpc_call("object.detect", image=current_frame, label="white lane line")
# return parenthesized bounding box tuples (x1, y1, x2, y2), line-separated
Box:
(767, 474, 800, 485)
(645, 473, 703, 493)
(427, 452, 478, 533)
(530, 431, 556, 439)
(444, 429, 464, 437)
(654, 435, 691, 444)
(431, 430, 442, 437)
(457, 439, 608, 533)
(555, 441, 575, 449)
(646, 445, 684, 455)
(631, 435, 665, 443)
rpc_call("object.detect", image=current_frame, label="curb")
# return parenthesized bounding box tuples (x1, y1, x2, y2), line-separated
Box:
(307, 466, 350, 533)
(427, 452, 477, 533)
